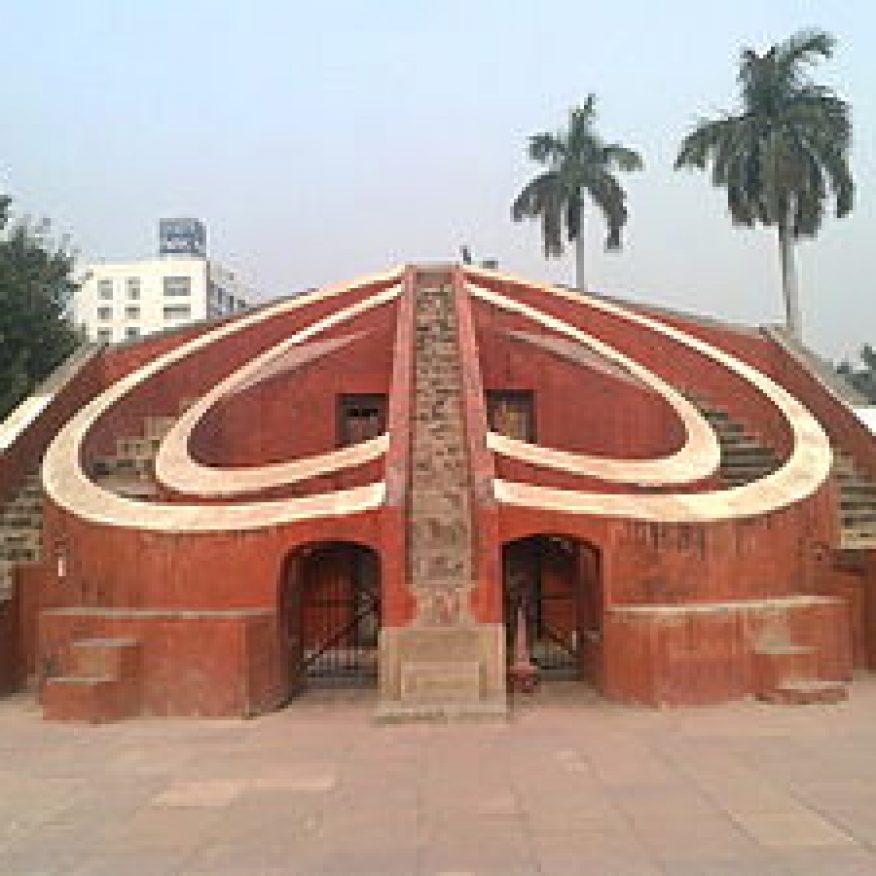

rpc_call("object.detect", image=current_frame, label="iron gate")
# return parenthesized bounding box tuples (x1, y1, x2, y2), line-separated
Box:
(294, 544, 380, 685)
(504, 536, 579, 678)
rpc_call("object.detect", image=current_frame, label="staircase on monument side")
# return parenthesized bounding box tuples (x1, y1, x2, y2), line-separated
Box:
(693, 397, 876, 549)
(833, 450, 876, 550)
(685, 392, 848, 704)
(0, 473, 43, 604)
(40, 402, 195, 720)
(685, 396, 782, 487)
(89, 400, 196, 499)
(408, 277, 474, 624)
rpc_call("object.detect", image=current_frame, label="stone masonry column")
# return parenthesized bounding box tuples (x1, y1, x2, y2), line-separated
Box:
(378, 267, 506, 719)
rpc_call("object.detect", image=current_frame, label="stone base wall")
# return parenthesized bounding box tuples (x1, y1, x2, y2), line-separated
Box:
(38, 608, 284, 718)
(377, 624, 506, 719)
(602, 596, 852, 706)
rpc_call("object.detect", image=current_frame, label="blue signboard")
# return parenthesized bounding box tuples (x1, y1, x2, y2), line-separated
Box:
(159, 218, 207, 257)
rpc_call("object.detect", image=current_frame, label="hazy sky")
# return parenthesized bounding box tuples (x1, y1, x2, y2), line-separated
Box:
(3, 1, 873, 360)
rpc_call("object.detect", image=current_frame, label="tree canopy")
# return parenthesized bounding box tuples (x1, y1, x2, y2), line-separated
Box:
(511, 95, 642, 263)
(0, 196, 80, 419)
(674, 29, 853, 338)
(837, 345, 876, 405)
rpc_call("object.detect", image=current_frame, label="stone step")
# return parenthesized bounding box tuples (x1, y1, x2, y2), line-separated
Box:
(752, 643, 817, 695)
(0, 560, 14, 602)
(5, 496, 42, 511)
(757, 679, 848, 705)
(836, 490, 876, 509)
(722, 468, 775, 481)
(722, 462, 777, 474)
(71, 638, 140, 680)
(116, 437, 156, 460)
(840, 507, 876, 524)
(836, 478, 876, 495)
(0, 544, 39, 562)
(0, 529, 41, 546)
(41, 675, 139, 723)
(4, 509, 43, 526)
(144, 415, 177, 440)
(722, 445, 779, 460)
(721, 452, 779, 465)
(93, 476, 158, 499)
(840, 536, 876, 551)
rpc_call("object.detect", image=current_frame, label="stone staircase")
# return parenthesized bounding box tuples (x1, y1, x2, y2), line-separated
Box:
(833, 450, 876, 550)
(685, 395, 781, 487)
(408, 277, 473, 625)
(91, 413, 178, 499)
(753, 638, 848, 705)
(0, 473, 43, 602)
(42, 637, 141, 722)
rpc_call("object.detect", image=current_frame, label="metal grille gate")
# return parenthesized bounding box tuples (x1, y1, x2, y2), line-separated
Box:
(503, 536, 579, 678)
(296, 544, 380, 685)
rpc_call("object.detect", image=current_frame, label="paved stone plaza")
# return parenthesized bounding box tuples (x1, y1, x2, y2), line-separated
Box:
(2, 679, 876, 875)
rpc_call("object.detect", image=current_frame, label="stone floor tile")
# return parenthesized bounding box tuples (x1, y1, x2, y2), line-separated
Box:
(3, 679, 876, 874)
(731, 809, 858, 848)
(150, 780, 244, 808)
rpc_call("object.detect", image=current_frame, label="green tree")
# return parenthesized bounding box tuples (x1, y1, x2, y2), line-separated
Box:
(511, 95, 643, 291)
(675, 29, 853, 339)
(837, 345, 876, 404)
(0, 196, 80, 419)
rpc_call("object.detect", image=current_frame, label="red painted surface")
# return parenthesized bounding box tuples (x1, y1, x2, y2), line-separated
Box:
(380, 268, 416, 627)
(0, 591, 18, 694)
(39, 608, 282, 717)
(453, 271, 502, 625)
(0, 265, 871, 716)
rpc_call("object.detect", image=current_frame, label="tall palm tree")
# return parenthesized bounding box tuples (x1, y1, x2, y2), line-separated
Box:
(511, 95, 643, 291)
(675, 29, 853, 339)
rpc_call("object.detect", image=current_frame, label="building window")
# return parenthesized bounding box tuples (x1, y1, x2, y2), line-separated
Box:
(125, 305, 140, 319)
(98, 279, 113, 300)
(338, 394, 387, 447)
(163, 304, 191, 320)
(163, 276, 191, 297)
(97, 306, 113, 321)
(486, 390, 535, 442)
(126, 277, 141, 299)
(96, 328, 112, 342)
(125, 326, 140, 339)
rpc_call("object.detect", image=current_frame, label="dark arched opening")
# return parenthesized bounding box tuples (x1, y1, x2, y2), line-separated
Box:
(279, 541, 380, 696)
(502, 535, 602, 685)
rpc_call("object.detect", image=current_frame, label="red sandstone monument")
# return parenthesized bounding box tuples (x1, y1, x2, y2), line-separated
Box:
(0, 263, 874, 721)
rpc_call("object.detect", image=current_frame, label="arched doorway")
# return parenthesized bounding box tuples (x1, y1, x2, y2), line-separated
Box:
(502, 535, 601, 683)
(280, 542, 380, 694)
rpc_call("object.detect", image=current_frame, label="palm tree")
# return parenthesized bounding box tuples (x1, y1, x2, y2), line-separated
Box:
(511, 95, 643, 291)
(675, 29, 853, 339)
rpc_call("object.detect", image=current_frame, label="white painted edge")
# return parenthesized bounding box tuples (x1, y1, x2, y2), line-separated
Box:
(465, 267, 832, 523)
(0, 345, 100, 451)
(155, 285, 399, 496)
(608, 594, 840, 616)
(42, 268, 403, 532)
(470, 283, 721, 485)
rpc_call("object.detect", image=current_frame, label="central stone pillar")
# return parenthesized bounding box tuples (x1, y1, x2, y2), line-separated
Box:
(378, 268, 506, 720)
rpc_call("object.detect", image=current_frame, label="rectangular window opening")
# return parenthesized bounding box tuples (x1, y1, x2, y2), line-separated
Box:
(486, 390, 535, 442)
(337, 394, 388, 447)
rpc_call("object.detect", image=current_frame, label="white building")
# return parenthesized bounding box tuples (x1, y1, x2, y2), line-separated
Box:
(73, 220, 253, 343)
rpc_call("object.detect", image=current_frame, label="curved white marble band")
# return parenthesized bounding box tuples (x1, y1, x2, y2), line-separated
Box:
(155, 286, 400, 497)
(464, 267, 832, 522)
(42, 268, 403, 532)
(469, 283, 721, 486)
